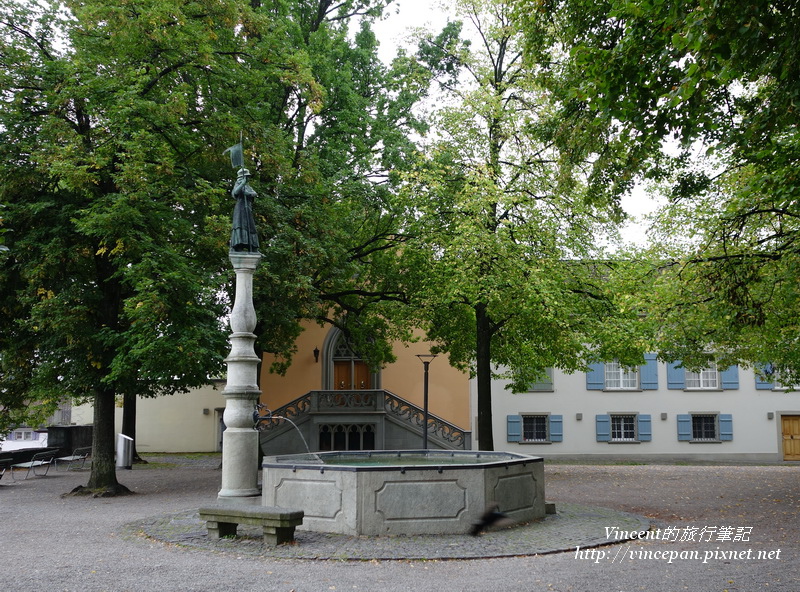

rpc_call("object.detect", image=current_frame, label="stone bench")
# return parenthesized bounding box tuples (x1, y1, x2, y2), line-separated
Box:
(198, 504, 304, 546)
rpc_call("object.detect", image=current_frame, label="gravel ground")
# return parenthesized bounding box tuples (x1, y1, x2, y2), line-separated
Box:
(1, 454, 797, 592)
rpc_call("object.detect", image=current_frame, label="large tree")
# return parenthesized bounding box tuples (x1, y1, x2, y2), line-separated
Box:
(1, 0, 440, 479)
(242, 0, 451, 374)
(0, 0, 289, 492)
(616, 163, 800, 384)
(518, 0, 800, 376)
(401, 0, 641, 450)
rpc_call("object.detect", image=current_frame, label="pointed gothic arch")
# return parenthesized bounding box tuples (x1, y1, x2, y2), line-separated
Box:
(320, 327, 381, 390)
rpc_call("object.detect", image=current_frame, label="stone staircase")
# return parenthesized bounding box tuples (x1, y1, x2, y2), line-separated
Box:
(256, 389, 471, 455)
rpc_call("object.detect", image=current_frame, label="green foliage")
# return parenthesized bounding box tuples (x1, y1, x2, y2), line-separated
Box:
(0, 0, 435, 451)
(400, 0, 641, 449)
(621, 160, 800, 383)
(0, 204, 9, 253)
(239, 0, 432, 374)
(517, 0, 800, 374)
(531, 0, 800, 161)
(0, 0, 265, 480)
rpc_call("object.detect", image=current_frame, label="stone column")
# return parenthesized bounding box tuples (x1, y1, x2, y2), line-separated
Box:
(219, 251, 262, 499)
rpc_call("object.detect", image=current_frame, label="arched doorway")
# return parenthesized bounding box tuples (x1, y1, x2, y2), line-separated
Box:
(321, 328, 380, 390)
(313, 328, 382, 451)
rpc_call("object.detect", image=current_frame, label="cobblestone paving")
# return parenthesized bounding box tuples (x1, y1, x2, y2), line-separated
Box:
(129, 453, 651, 560)
(125, 501, 649, 560)
(3, 456, 796, 591)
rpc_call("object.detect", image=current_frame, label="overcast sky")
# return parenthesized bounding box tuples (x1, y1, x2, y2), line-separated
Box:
(371, 1, 659, 243)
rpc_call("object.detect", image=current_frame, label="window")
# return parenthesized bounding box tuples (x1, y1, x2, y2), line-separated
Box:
(611, 415, 637, 442)
(605, 362, 639, 390)
(685, 362, 719, 389)
(596, 414, 651, 443)
(668, 361, 739, 390)
(523, 415, 548, 442)
(527, 368, 554, 392)
(677, 413, 733, 442)
(756, 366, 798, 391)
(586, 354, 659, 391)
(773, 373, 793, 390)
(318, 423, 375, 451)
(11, 430, 36, 441)
(692, 414, 717, 440)
(507, 414, 563, 443)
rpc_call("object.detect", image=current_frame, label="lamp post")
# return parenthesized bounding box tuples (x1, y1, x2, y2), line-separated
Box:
(416, 354, 437, 449)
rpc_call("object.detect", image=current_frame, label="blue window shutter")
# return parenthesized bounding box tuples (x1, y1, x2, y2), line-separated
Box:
(529, 368, 554, 391)
(586, 363, 605, 390)
(719, 414, 733, 441)
(507, 415, 522, 442)
(637, 414, 652, 442)
(720, 366, 739, 389)
(596, 414, 611, 442)
(755, 377, 774, 390)
(640, 354, 658, 390)
(677, 414, 692, 441)
(667, 362, 685, 389)
(31, 432, 39, 441)
(549, 415, 563, 442)
(755, 364, 774, 390)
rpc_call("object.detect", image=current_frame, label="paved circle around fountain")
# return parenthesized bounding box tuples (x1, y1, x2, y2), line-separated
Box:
(124, 502, 650, 560)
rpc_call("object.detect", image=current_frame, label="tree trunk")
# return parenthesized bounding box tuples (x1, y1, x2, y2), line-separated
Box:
(86, 386, 124, 492)
(475, 303, 494, 451)
(82, 249, 130, 494)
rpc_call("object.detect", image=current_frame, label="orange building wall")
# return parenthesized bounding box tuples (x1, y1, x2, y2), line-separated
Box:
(259, 324, 471, 430)
(260, 327, 322, 408)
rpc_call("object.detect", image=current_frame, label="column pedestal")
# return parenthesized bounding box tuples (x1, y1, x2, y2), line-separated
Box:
(218, 251, 262, 500)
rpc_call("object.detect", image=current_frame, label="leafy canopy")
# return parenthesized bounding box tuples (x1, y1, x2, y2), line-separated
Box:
(399, 0, 643, 448)
(516, 0, 800, 376)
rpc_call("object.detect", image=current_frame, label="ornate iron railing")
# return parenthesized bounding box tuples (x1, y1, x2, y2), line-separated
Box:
(382, 391, 469, 448)
(254, 393, 311, 431)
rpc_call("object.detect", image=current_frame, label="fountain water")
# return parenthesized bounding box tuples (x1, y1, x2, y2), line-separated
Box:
(253, 404, 313, 455)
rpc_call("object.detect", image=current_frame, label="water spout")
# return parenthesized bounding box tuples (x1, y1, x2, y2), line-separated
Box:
(253, 403, 313, 456)
(271, 415, 312, 456)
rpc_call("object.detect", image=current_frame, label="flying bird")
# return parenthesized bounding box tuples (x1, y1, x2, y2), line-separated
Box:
(470, 503, 512, 536)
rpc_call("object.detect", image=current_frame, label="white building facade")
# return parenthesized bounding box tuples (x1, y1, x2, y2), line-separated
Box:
(69, 380, 227, 454)
(483, 357, 800, 462)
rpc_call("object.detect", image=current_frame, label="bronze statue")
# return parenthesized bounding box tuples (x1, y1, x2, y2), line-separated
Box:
(224, 142, 260, 253)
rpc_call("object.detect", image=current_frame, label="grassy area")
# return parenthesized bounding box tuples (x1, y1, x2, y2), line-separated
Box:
(131, 452, 221, 470)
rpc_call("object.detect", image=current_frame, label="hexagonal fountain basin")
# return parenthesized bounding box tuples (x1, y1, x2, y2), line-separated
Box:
(261, 450, 544, 536)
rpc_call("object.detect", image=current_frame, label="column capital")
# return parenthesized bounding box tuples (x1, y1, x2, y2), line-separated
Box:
(229, 251, 262, 270)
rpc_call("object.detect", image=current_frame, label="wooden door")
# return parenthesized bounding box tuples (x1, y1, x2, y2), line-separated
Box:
(782, 416, 800, 461)
(354, 361, 371, 389)
(333, 360, 371, 389)
(334, 361, 351, 390)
